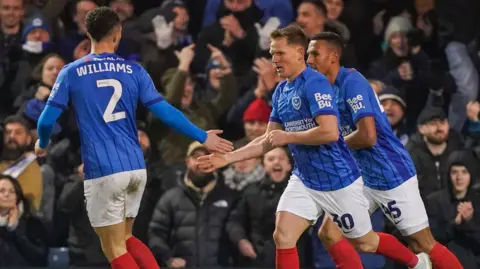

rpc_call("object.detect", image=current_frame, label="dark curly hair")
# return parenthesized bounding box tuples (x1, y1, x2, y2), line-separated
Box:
(85, 6, 121, 42)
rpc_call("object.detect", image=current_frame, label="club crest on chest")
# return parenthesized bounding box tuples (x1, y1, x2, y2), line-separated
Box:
(292, 96, 301, 110)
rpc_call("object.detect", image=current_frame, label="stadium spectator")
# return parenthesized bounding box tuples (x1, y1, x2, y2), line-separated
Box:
(226, 147, 293, 267)
(192, 0, 263, 78)
(202, 0, 293, 28)
(57, 0, 138, 62)
(148, 141, 237, 268)
(135, 0, 193, 91)
(378, 86, 410, 145)
(296, 0, 357, 67)
(148, 43, 236, 165)
(0, 0, 25, 120)
(426, 150, 480, 269)
(407, 107, 465, 199)
(0, 174, 48, 267)
(222, 140, 265, 193)
(0, 116, 43, 211)
(14, 53, 65, 113)
(368, 15, 433, 132)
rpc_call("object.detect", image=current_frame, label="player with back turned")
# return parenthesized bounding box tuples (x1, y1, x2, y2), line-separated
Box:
(307, 31, 464, 269)
(33, 7, 233, 269)
(197, 25, 433, 269)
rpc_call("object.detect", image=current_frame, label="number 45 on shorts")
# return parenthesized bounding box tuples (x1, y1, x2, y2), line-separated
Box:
(380, 200, 403, 224)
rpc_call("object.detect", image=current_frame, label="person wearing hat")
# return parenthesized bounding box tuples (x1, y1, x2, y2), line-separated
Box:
(21, 13, 53, 57)
(378, 85, 410, 145)
(407, 107, 465, 199)
(240, 98, 271, 144)
(426, 150, 480, 269)
(147, 141, 237, 268)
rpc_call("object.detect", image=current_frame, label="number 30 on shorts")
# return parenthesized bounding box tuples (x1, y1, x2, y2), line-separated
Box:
(331, 213, 355, 231)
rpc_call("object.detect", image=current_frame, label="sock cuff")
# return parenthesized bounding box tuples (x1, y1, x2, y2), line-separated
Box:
(126, 236, 140, 244)
(276, 247, 297, 254)
(326, 238, 349, 251)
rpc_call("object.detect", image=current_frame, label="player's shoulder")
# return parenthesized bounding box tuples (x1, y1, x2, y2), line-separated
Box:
(303, 67, 329, 85)
(342, 67, 368, 84)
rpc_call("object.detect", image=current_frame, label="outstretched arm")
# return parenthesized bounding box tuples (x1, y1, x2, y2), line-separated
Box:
(225, 121, 283, 163)
(148, 101, 208, 143)
(197, 122, 283, 172)
(138, 65, 233, 153)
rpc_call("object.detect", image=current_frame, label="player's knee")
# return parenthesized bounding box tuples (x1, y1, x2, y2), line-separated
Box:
(318, 218, 344, 247)
(350, 231, 380, 253)
(101, 242, 128, 261)
(273, 226, 297, 249)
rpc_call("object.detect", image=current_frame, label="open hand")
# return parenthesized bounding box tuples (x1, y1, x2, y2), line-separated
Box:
(174, 44, 196, 71)
(268, 130, 290, 147)
(202, 130, 233, 154)
(196, 153, 230, 173)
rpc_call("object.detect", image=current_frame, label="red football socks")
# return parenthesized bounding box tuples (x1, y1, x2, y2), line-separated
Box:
(429, 242, 464, 269)
(276, 247, 299, 269)
(126, 236, 160, 269)
(326, 238, 364, 269)
(375, 233, 418, 268)
(111, 252, 139, 269)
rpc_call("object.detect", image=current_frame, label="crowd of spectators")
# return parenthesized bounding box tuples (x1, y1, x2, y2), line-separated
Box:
(0, 0, 480, 268)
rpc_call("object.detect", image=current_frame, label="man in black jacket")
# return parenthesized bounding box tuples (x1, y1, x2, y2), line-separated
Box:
(407, 107, 465, 199)
(148, 141, 237, 268)
(426, 150, 480, 269)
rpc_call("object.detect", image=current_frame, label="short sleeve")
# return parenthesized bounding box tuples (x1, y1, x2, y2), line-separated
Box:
(269, 86, 282, 124)
(344, 75, 376, 123)
(46, 66, 70, 110)
(137, 66, 164, 107)
(305, 78, 337, 117)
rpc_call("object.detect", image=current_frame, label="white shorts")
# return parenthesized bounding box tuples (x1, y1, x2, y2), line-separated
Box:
(364, 176, 429, 236)
(84, 169, 147, 227)
(277, 175, 372, 238)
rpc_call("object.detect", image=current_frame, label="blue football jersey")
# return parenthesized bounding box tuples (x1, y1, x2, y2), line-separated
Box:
(269, 67, 361, 191)
(47, 53, 163, 180)
(333, 67, 416, 190)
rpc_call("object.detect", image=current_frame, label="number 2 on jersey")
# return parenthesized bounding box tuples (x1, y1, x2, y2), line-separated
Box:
(97, 79, 126, 123)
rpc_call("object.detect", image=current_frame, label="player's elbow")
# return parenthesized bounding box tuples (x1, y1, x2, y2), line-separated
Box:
(326, 128, 339, 143)
(363, 130, 377, 147)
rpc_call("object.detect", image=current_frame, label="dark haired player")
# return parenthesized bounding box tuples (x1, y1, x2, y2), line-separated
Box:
(307, 31, 464, 269)
(197, 24, 430, 269)
(34, 7, 233, 269)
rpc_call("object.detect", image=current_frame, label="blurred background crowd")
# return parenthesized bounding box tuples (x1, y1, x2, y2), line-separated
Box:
(0, 0, 480, 268)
